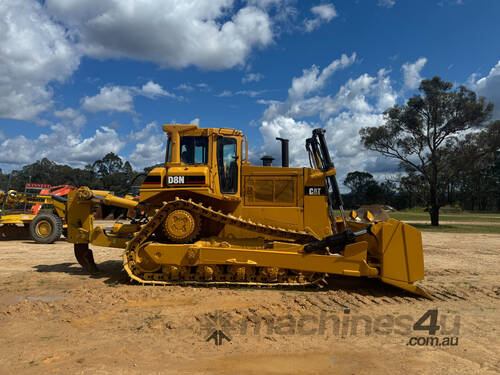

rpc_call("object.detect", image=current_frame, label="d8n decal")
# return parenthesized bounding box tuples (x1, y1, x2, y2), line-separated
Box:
(168, 176, 185, 184)
(166, 175, 206, 185)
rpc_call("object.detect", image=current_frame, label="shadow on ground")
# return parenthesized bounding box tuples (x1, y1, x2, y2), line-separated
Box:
(33, 260, 129, 285)
(322, 275, 425, 300)
(0, 230, 31, 241)
(33, 261, 424, 300)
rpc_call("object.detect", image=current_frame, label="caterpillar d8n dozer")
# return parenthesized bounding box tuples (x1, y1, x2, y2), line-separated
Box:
(67, 124, 430, 298)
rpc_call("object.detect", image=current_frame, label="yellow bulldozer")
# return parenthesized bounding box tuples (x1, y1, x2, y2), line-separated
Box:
(67, 124, 429, 298)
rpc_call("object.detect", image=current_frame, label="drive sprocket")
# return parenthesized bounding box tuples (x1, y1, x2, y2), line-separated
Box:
(162, 208, 200, 243)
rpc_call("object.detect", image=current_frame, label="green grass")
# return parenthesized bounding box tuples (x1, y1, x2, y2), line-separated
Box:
(409, 223, 500, 234)
(392, 209, 500, 233)
(389, 211, 500, 223)
(335, 206, 500, 233)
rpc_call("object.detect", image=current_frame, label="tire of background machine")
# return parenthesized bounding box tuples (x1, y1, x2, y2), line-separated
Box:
(29, 213, 63, 244)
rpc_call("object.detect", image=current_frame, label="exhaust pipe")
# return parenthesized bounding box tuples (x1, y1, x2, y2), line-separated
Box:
(276, 137, 289, 167)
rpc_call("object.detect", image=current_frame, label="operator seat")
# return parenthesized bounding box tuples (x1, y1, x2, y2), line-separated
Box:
(181, 150, 193, 164)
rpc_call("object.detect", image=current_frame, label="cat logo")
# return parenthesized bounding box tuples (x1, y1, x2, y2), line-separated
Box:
(304, 186, 326, 196)
(168, 176, 185, 184)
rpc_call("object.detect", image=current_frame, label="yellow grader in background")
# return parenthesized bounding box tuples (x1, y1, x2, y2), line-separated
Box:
(0, 185, 73, 243)
(68, 124, 429, 297)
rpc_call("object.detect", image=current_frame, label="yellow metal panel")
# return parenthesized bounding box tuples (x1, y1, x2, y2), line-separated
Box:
(381, 220, 425, 284)
(303, 196, 332, 238)
(381, 221, 409, 282)
(402, 224, 425, 282)
(244, 176, 297, 206)
(66, 190, 94, 244)
(242, 165, 303, 175)
(220, 206, 303, 239)
(143, 240, 378, 276)
(0, 214, 35, 224)
(89, 227, 130, 248)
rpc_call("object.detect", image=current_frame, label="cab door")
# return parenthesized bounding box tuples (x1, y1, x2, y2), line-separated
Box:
(217, 136, 239, 194)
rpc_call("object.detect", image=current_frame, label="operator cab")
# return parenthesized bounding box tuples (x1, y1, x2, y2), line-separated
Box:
(161, 124, 244, 196)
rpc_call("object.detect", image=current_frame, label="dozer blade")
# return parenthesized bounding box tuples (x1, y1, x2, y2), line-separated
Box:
(74, 243, 99, 274)
(381, 278, 432, 299)
(376, 219, 431, 299)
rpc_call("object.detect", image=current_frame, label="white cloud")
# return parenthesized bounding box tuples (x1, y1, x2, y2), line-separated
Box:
(247, 0, 284, 8)
(82, 86, 134, 113)
(261, 53, 396, 123)
(257, 112, 386, 181)
(311, 4, 337, 20)
(217, 90, 234, 97)
(378, 0, 396, 8)
(323, 112, 386, 178)
(236, 90, 266, 97)
(259, 116, 314, 166)
(304, 4, 338, 32)
(0, 0, 80, 121)
(53, 108, 87, 129)
(242, 73, 264, 84)
(375, 69, 398, 111)
(81, 81, 178, 113)
(288, 53, 357, 100)
(140, 81, 177, 99)
(0, 1, 299, 122)
(0, 125, 125, 167)
(0, 1, 301, 122)
(127, 122, 166, 169)
(217, 89, 266, 98)
(175, 82, 211, 93)
(473, 60, 500, 120)
(402, 57, 427, 90)
(257, 53, 398, 184)
(175, 83, 195, 92)
(45, 0, 274, 70)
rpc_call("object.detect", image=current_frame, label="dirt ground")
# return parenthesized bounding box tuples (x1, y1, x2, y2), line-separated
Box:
(0, 231, 499, 375)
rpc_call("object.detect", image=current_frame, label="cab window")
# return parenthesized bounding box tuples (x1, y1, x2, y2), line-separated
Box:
(217, 137, 238, 194)
(180, 136, 208, 165)
(165, 137, 172, 163)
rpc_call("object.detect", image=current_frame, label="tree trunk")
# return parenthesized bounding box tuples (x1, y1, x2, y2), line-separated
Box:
(429, 185, 439, 226)
(430, 204, 439, 226)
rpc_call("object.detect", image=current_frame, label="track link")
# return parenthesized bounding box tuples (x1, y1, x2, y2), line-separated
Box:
(123, 198, 324, 287)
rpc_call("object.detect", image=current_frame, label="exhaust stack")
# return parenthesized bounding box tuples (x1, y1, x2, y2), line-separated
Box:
(276, 137, 289, 167)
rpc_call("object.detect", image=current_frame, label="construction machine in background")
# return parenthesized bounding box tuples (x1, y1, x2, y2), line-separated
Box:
(67, 124, 430, 298)
(0, 185, 75, 243)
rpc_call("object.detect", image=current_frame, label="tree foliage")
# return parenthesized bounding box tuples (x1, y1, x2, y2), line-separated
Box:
(360, 76, 496, 225)
(343, 171, 383, 208)
(0, 153, 146, 196)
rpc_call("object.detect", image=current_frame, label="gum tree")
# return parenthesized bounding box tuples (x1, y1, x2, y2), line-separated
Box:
(360, 76, 493, 225)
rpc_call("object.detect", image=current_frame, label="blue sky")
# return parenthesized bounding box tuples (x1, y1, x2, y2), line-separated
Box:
(1, 0, 499, 184)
